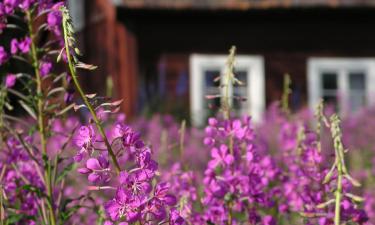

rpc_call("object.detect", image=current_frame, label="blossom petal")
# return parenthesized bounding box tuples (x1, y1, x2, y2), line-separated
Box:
(86, 158, 101, 170)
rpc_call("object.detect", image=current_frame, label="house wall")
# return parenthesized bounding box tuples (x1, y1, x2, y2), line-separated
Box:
(116, 6, 375, 116)
(81, 0, 138, 117)
(82, 4, 375, 118)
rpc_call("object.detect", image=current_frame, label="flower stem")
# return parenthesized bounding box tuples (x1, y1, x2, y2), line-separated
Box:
(334, 161, 343, 225)
(179, 120, 186, 161)
(26, 11, 56, 225)
(222, 46, 236, 155)
(281, 74, 291, 115)
(61, 11, 121, 173)
(329, 114, 345, 225)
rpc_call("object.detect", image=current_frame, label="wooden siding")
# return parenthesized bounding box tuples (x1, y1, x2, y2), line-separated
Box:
(83, 0, 138, 117)
(117, 0, 375, 10)
(82, 1, 375, 117)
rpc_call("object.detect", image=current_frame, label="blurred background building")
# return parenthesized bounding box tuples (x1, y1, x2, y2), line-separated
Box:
(70, 0, 375, 125)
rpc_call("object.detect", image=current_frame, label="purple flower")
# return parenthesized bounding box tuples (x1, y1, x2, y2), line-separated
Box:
(104, 187, 140, 222)
(262, 215, 276, 225)
(47, 3, 64, 36)
(4, 0, 17, 14)
(19, 0, 34, 10)
(5, 73, 16, 88)
(74, 125, 96, 162)
(208, 144, 234, 168)
(169, 208, 185, 225)
(153, 182, 177, 206)
(78, 155, 110, 183)
(0, 46, 7, 65)
(64, 90, 74, 103)
(47, 10, 60, 27)
(9, 38, 31, 55)
(10, 38, 18, 54)
(18, 37, 31, 54)
(123, 130, 144, 149)
(40, 61, 52, 77)
(119, 171, 152, 195)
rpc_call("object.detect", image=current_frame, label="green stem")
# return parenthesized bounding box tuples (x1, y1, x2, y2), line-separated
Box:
(0, 186, 4, 225)
(334, 161, 343, 225)
(179, 120, 186, 161)
(227, 202, 233, 225)
(222, 47, 236, 155)
(61, 14, 121, 173)
(223, 72, 234, 155)
(26, 11, 56, 225)
(281, 74, 291, 115)
(330, 115, 346, 225)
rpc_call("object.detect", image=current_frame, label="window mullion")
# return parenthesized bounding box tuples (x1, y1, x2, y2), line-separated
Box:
(339, 69, 348, 115)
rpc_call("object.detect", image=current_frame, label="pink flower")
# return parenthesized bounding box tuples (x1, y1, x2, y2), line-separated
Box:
(40, 61, 52, 77)
(18, 37, 31, 54)
(208, 144, 234, 168)
(10, 38, 18, 54)
(0, 46, 7, 65)
(5, 73, 16, 88)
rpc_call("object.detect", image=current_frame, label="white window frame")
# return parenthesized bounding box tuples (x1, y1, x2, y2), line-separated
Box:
(68, 0, 85, 31)
(190, 54, 265, 126)
(307, 57, 375, 114)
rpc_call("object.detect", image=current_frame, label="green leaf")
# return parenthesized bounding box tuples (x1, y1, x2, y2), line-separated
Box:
(6, 213, 24, 223)
(6, 24, 25, 31)
(47, 87, 65, 97)
(18, 100, 37, 120)
(56, 163, 77, 183)
(56, 103, 74, 116)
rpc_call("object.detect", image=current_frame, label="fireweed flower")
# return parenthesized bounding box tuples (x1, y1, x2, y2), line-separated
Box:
(18, 37, 31, 54)
(169, 208, 185, 225)
(74, 125, 96, 162)
(72, 119, 182, 223)
(208, 144, 234, 168)
(47, 2, 64, 36)
(19, 0, 35, 10)
(0, 46, 7, 65)
(201, 116, 278, 224)
(9, 37, 31, 55)
(5, 73, 16, 88)
(161, 163, 198, 219)
(10, 38, 18, 54)
(39, 61, 52, 77)
(6, 136, 30, 162)
(78, 154, 110, 183)
(104, 187, 141, 222)
(153, 182, 177, 206)
(119, 171, 152, 195)
(4, 0, 17, 14)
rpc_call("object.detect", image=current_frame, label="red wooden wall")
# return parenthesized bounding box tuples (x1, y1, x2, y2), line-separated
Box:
(82, 0, 138, 118)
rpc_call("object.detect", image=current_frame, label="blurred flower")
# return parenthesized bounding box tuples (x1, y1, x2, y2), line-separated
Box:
(0, 46, 7, 65)
(5, 73, 16, 88)
(40, 61, 52, 77)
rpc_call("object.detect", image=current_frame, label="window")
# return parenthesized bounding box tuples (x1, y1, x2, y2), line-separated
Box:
(307, 58, 375, 114)
(68, 0, 85, 31)
(190, 54, 265, 126)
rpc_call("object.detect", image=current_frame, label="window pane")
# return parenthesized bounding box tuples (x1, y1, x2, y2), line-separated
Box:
(321, 73, 338, 110)
(205, 70, 220, 88)
(349, 72, 366, 111)
(204, 70, 221, 114)
(233, 71, 248, 112)
(322, 73, 337, 90)
(235, 70, 248, 85)
(349, 72, 365, 90)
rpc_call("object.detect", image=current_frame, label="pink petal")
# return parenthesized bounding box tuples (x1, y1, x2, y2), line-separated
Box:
(86, 158, 101, 170)
(210, 147, 220, 159)
(88, 173, 100, 183)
